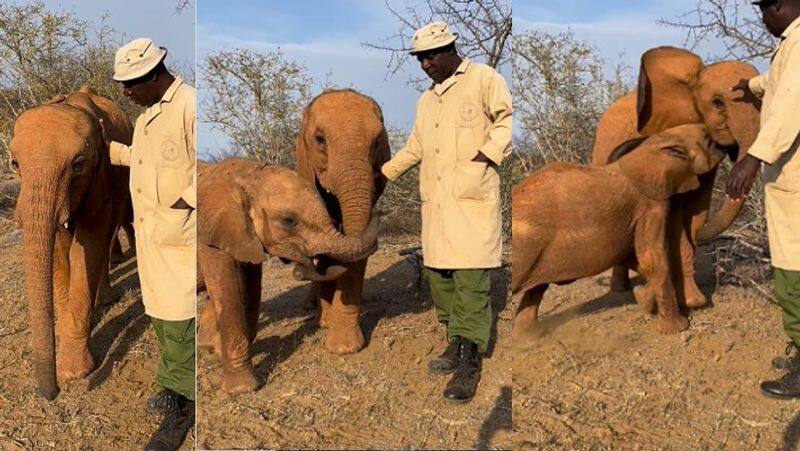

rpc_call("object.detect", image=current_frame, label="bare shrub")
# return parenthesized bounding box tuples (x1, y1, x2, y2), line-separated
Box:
(200, 48, 313, 166)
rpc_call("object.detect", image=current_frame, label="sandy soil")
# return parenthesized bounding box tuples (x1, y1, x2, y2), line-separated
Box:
(0, 214, 194, 450)
(196, 237, 513, 450)
(513, 245, 800, 451)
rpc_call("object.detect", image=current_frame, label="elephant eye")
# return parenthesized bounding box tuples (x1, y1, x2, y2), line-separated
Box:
(72, 156, 86, 173)
(712, 96, 726, 110)
(280, 215, 298, 229)
(314, 131, 325, 146)
(9, 159, 19, 174)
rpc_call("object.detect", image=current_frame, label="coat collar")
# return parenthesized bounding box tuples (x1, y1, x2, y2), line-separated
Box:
(144, 76, 183, 126)
(432, 58, 471, 96)
(782, 15, 800, 40)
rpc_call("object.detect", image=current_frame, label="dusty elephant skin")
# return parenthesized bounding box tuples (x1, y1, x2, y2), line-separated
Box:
(295, 89, 391, 355)
(196, 158, 379, 394)
(592, 46, 761, 308)
(8, 86, 134, 400)
(512, 124, 725, 337)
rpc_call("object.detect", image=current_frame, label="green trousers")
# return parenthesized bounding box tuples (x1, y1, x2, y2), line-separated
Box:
(425, 268, 492, 353)
(151, 317, 196, 401)
(776, 268, 800, 347)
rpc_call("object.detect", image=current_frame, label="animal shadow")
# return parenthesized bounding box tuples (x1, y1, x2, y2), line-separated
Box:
(782, 409, 800, 451)
(87, 254, 149, 391)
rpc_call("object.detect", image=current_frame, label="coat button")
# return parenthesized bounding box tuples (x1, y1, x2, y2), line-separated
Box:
(144, 129, 148, 136)
(438, 99, 442, 104)
(138, 217, 143, 223)
(435, 148, 440, 154)
(138, 159, 143, 165)
(434, 123, 439, 128)
(136, 188, 142, 194)
(437, 176, 441, 181)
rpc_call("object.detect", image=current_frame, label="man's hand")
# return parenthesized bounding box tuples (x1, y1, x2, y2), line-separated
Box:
(726, 154, 762, 201)
(731, 78, 762, 108)
(170, 197, 192, 210)
(98, 119, 111, 150)
(471, 151, 491, 164)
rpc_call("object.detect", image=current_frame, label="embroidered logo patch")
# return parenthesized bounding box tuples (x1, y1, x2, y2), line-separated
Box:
(161, 140, 180, 162)
(460, 101, 479, 122)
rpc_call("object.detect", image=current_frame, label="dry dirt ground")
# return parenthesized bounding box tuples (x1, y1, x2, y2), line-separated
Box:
(0, 213, 194, 450)
(196, 236, 513, 450)
(513, 245, 800, 451)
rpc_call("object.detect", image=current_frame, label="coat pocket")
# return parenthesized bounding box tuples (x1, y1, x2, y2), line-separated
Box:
(452, 162, 488, 202)
(153, 206, 195, 248)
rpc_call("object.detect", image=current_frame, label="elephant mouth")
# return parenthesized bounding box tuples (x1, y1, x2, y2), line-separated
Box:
(717, 143, 740, 162)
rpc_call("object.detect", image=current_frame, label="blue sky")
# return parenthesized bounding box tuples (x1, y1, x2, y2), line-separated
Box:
(514, 0, 772, 72)
(34, 0, 195, 76)
(197, 0, 512, 157)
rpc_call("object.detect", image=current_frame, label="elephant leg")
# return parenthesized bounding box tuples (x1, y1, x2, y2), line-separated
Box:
(609, 265, 632, 292)
(197, 301, 222, 356)
(318, 280, 336, 329)
(512, 285, 547, 340)
(634, 210, 688, 335)
(242, 262, 262, 344)
(678, 227, 706, 308)
(324, 259, 367, 354)
(199, 244, 257, 394)
(56, 223, 110, 380)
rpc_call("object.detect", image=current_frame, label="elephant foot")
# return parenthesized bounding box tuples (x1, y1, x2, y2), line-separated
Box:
(318, 299, 332, 329)
(683, 282, 708, 309)
(324, 323, 365, 354)
(657, 314, 689, 335)
(222, 368, 258, 395)
(57, 344, 94, 381)
(633, 285, 657, 314)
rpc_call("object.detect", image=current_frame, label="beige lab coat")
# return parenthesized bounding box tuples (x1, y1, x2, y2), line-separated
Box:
(382, 59, 512, 269)
(109, 77, 196, 320)
(748, 16, 800, 271)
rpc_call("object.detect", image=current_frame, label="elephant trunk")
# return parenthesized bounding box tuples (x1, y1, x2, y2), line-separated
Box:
(331, 156, 375, 238)
(696, 100, 760, 243)
(19, 177, 61, 400)
(312, 215, 380, 263)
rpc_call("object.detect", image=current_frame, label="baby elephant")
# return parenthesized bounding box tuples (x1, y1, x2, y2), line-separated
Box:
(511, 124, 724, 337)
(197, 158, 379, 394)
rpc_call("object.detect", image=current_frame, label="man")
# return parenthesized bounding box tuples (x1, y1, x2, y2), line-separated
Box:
(727, 0, 800, 399)
(381, 22, 512, 403)
(101, 38, 196, 449)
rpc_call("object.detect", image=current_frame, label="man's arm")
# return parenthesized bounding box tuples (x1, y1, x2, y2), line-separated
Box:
(475, 70, 512, 165)
(381, 107, 424, 181)
(99, 119, 131, 167)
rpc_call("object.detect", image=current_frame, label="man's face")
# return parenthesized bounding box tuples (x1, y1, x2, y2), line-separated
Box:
(120, 72, 159, 107)
(757, 0, 785, 37)
(416, 48, 455, 84)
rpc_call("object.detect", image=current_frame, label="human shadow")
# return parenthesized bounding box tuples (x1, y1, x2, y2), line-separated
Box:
(782, 409, 800, 451)
(475, 385, 512, 450)
(247, 254, 510, 388)
(86, 254, 149, 391)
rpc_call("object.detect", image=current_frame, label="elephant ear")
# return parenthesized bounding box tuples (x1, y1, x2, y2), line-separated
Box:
(295, 109, 316, 183)
(607, 137, 648, 163)
(197, 161, 266, 264)
(618, 140, 699, 200)
(637, 47, 704, 135)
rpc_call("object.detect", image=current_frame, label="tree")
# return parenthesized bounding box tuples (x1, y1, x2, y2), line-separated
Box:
(364, 0, 511, 88)
(200, 48, 313, 165)
(660, 0, 775, 62)
(513, 30, 630, 170)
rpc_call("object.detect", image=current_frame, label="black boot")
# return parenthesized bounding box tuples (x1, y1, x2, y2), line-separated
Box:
(144, 395, 195, 450)
(443, 337, 482, 403)
(772, 342, 800, 371)
(428, 339, 459, 375)
(146, 388, 180, 414)
(761, 365, 800, 400)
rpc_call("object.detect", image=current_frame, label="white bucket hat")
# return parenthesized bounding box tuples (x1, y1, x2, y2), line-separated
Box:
(113, 38, 167, 82)
(409, 22, 458, 55)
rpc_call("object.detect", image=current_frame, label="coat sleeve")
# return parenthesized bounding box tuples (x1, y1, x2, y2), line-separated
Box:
(748, 73, 768, 98)
(478, 70, 512, 165)
(381, 103, 424, 181)
(109, 141, 132, 166)
(179, 100, 197, 208)
(748, 41, 800, 165)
